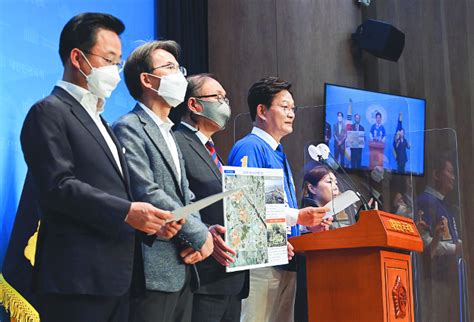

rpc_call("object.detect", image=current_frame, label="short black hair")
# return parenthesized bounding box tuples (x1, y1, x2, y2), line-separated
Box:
(337, 112, 343, 117)
(376, 112, 382, 118)
(59, 12, 125, 65)
(432, 154, 454, 173)
(247, 77, 292, 122)
(124, 40, 180, 100)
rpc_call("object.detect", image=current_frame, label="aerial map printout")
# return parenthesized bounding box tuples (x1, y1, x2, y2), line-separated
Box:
(222, 166, 288, 272)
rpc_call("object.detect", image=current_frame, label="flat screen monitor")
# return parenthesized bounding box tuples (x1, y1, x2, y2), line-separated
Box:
(324, 83, 426, 175)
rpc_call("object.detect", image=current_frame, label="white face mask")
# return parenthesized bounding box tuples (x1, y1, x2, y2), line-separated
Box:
(147, 71, 188, 107)
(79, 52, 121, 98)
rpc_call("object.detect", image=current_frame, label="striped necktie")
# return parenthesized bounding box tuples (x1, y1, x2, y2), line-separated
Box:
(205, 140, 223, 173)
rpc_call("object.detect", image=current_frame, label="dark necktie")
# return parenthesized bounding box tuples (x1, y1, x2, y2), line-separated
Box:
(276, 144, 296, 207)
(205, 140, 223, 173)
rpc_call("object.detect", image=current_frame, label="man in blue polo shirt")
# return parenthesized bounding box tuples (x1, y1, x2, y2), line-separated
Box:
(228, 77, 330, 322)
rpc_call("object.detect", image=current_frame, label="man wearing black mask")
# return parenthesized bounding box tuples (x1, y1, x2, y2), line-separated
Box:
(173, 74, 249, 322)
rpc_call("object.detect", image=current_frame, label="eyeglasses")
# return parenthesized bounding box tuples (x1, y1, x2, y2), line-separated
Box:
(196, 94, 230, 105)
(83, 51, 124, 69)
(150, 62, 187, 76)
(273, 105, 298, 115)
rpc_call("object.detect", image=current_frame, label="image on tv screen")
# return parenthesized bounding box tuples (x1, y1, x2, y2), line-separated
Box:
(324, 83, 426, 175)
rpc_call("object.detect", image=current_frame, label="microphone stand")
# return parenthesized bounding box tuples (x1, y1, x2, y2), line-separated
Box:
(310, 145, 372, 221)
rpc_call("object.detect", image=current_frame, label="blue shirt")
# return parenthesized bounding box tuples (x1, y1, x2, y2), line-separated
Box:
(370, 123, 386, 141)
(416, 187, 459, 243)
(228, 127, 300, 237)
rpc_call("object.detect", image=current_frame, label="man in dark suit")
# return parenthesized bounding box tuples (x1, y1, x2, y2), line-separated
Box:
(19, 13, 180, 322)
(173, 74, 248, 322)
(350, 113, 364, 169)
(113, 41, 213, 322)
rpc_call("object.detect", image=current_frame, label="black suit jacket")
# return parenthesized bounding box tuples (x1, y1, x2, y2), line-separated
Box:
(20, 86, 137, 296)
(174, 124, 248, 298)
(350, 123, 364, 132)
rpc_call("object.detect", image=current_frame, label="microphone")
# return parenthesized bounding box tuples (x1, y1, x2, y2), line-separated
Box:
(308, 143, 371, 212)
(308, 143, 330, 162)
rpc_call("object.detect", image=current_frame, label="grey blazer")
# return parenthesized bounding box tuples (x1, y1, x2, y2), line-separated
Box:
(113, 104, 208, 292)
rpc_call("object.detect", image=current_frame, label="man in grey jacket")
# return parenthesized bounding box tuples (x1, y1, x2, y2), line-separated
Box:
(113, 40, 213, 322)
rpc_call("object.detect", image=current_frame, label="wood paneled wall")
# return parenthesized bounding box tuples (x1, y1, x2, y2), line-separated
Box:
(208, 0, 363, 165)
(208, 0, 473, 315)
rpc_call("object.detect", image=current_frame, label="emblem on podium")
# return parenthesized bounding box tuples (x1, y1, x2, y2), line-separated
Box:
(392, 275, 407, 318)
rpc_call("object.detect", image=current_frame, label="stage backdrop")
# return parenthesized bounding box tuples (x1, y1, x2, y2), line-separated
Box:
(0, 1, 155, 320)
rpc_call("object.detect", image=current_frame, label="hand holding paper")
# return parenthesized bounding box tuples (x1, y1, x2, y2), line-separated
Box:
(209, 225, 236, 267)
(158, 218, 185, 239)
(323, 190, 360, 219)
(126, 202, 173, 235)
(169, 188, 242, 223)
(297, 206, 329, 227)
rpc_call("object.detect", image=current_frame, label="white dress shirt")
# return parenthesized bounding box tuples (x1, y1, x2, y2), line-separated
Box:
(138, 102, 181, 183)
(180, 121, 209, 146)
(251, 127, 299, 226)
(56, 80, 123, 176)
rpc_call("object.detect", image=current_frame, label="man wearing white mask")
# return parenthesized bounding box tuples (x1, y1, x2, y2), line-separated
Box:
(113, 40, 213, 322)
(19, 13, 181, 322)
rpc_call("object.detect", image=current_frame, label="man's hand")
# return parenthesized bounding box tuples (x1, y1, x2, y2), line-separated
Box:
(432, 218, 446, 240)
(309, 217, 333, 233)
(287, 241, 295, 261)
(180, 232, 214, 265)
(125, 202, 172, 234)
(157, 218, 185, 239)
(180, 247, 203, 265)
(209, 225, 236, 267)
(415, 210, 430, 235)
(297, 207, 329, 227)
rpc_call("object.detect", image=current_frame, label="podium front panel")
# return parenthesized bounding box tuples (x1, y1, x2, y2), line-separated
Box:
(304, 248, 415, 322)
(381, 251, 414, 322)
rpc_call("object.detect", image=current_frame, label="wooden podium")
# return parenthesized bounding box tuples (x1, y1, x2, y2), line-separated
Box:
(290, 210, 423, 322)
(369, 141, 385, 169)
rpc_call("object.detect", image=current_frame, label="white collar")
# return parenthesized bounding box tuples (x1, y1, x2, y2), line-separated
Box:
(251, 126, 279, 151)
(425, 186, 445, 201)
(56, 80, 104, 116)
(181, 121, 209, 145)
(138, 102, 174, 131)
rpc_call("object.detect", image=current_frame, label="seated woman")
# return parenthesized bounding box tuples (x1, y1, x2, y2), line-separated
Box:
(301, 164, 356, 230)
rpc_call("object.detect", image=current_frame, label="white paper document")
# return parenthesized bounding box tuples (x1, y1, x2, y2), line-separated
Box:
(346, 131, 365, 148)
(323, 190, 360, 219)
(170, 188, 242, 222)
(222, 166, 289, 272)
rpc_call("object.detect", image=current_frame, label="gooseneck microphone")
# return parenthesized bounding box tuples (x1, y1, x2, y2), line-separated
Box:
(308, 143, 371, 212)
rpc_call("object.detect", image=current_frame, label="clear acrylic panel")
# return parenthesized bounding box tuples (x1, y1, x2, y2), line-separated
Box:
(233, 100, 469, 321)
(233, 98, 416, 215)
(411, 128, 469, 322)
